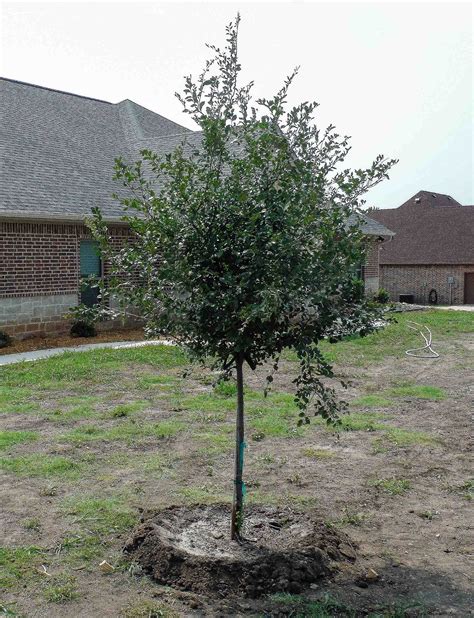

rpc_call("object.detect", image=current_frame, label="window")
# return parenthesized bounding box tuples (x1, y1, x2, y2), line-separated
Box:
(79, 240, 102, 307)
(356, 264, 365, 281)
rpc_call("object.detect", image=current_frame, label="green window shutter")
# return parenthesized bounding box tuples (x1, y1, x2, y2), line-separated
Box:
(80, 241, 101, 277)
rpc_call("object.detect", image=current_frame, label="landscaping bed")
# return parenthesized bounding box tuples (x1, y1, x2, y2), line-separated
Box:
(0, 310, 473, 616)
(0, 327, 145, 356)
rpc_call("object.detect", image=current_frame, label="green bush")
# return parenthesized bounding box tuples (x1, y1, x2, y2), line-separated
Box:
(374, 288, 390, 304)
(0, 331, 12, 349)
(70, 321, 97, 338)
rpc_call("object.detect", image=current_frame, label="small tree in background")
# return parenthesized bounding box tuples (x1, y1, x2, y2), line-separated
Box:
(89, 16, 396, 540)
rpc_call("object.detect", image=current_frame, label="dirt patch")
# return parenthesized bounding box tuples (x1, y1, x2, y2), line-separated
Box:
(1, 317, 473, 616)
(124, 504, 356, 598)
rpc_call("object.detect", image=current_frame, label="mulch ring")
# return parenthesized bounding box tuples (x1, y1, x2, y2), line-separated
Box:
(124, 504, 358, 598)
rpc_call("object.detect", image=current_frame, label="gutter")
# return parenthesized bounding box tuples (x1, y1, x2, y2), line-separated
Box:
(0, 212, 128, 225)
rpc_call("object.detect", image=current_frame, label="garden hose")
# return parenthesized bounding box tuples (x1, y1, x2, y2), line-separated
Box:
(405, 321, 439, 359)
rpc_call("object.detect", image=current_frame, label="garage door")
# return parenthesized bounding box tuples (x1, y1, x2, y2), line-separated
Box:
(464, 272, 474, 304)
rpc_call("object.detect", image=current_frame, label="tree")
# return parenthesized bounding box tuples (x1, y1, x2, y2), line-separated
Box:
(89, 16, 396, 540)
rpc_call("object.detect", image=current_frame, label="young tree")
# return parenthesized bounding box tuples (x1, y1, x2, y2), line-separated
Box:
(89, 16, 396, 540)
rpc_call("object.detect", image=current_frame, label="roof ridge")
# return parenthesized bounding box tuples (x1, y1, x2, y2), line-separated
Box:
(134, 130, 201, 142)
(117, 98, 191, 127)
(417, 189, 453, 196)
(117, 99, 144, 139)
(0, 76, 112, 104)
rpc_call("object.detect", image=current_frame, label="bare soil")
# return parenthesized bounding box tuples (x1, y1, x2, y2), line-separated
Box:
(1, 321, 473, 616)
(125, 504, 355, 597)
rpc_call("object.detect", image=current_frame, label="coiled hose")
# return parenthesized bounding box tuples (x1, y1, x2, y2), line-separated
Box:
(405, 320, 439, 359)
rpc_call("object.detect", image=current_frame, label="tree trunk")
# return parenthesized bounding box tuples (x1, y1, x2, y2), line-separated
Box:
(231, 354, 245, 540)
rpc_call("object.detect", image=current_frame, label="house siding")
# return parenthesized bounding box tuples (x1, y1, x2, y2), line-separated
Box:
(0, 221, 131, 337)
(380, 264, 474, 305)
(1, 220, 386, 339)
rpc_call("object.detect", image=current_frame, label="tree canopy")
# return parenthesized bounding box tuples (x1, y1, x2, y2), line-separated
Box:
(88, 15, 396, 537)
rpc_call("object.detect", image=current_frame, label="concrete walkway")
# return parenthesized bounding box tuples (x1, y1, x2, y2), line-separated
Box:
(0, 339, 172, 367)
(432, 305, 474, 312)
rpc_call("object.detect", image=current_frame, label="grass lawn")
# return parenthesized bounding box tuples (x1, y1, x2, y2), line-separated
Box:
(0, 310, 473, 617)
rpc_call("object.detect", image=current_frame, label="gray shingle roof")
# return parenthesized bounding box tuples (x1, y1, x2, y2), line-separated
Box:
(348, 213, 394, 237)
(132, 131, 204, 158)
(0, 77, 395, 239)
(0, 78, 192, 220)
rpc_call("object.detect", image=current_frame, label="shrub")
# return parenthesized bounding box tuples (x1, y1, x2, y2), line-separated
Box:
(70, 321, 97, 338)
(374, 288, 390, 304)
(0, 330, 12, 349)
(66, 300, 105, 338)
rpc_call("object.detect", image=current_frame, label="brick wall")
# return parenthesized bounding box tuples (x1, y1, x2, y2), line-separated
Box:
(380, 264, 474, 305)
(0, 220, 131, 337)
(0, 219, 386, 338)
(0, 222, 79, 297)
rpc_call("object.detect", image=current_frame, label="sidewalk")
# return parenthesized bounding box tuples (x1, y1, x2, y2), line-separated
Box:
(432, 305, 474, 312)
(0, 339, 171, 367)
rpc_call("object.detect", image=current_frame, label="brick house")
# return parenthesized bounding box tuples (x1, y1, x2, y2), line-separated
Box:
(0, 78, 393, 338)
(371, 191, 474, 305)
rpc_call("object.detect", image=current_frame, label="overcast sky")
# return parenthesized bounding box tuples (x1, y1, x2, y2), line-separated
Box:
(1, 1, 472, 208)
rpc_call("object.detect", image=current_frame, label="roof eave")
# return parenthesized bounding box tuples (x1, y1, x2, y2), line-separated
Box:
(0, 211, 128, 225)
(363, 229, 396, 238)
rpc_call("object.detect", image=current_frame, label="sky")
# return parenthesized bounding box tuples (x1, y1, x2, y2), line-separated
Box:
(1, 0, 472, 208)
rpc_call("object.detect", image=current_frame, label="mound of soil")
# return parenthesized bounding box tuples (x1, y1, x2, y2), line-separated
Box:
(124, 504, 357, 598)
